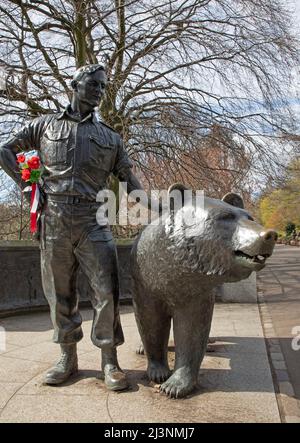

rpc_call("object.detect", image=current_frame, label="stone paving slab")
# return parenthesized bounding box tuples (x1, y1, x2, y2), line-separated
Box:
(0, 304, 280, 423)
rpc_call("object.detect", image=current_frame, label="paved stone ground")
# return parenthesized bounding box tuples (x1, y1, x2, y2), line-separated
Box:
(0, 303, 280, 423)
(257, 244, 300, 423)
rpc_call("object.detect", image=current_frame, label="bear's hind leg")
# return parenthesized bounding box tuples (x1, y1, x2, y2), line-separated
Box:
(133, 291, 171, 384)
(160, 294, 214, 398)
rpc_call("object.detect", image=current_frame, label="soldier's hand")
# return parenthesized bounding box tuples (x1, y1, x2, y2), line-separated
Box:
(32, 222, 41, 241)
(38, 188, 46, 211)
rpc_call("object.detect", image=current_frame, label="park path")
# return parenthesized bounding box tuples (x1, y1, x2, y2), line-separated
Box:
(257, 244, 300, 418)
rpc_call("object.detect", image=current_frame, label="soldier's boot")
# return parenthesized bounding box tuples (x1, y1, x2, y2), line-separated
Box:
(44, 344, 78, 385)
(101, 347, 129, 391)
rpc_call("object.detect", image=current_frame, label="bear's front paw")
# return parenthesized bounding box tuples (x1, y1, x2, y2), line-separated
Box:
(160, 372, 196, 398)
(147, 361, 171, 384)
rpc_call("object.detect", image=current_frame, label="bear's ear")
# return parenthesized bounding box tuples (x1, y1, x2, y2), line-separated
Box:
(222, 192, 244, 209)
(167, 183, 188, 195)
(168, 183, 190, 212)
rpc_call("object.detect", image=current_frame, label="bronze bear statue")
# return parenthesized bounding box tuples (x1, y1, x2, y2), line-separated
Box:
(131, 185, 276, 398)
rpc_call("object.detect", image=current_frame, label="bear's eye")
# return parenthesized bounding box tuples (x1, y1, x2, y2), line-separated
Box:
(218, 212, 236, 222)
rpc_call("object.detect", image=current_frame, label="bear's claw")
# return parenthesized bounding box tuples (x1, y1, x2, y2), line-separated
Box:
(160, 374, 195, 398)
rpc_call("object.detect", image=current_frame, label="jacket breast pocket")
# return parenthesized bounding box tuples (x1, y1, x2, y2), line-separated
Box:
(41, 128, 70, 166)
(88, 135, 114, 172)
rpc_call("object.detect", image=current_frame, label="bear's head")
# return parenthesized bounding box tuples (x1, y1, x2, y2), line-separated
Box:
(165, 185, 277, 283)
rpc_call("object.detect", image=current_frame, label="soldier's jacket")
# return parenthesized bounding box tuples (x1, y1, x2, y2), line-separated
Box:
(0, 105, 133, 200)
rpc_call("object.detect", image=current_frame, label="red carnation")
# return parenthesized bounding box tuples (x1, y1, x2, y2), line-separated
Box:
(21, 169, 31, 181)
(27, 156, 40, 169)
(17, 154, 26, 163)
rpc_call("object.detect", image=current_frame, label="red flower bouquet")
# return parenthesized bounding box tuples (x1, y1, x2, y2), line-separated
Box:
(21, 169, 31, 181)
(16, 150, 43, 233)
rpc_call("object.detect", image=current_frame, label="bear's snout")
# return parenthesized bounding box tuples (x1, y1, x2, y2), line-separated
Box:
(261, 229, 278, 243)
(257, 229, 277, 257)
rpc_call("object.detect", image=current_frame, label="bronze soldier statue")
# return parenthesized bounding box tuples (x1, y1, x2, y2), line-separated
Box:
(0, 64, 144, 391)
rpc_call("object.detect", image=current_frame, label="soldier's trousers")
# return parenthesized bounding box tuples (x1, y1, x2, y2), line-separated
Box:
(39, 199, 124, 348)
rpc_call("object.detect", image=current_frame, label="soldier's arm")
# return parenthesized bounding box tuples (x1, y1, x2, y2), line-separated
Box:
(112, 137, 140, 191)
(0, 116, 46, 191)
(113, 137, 161, 213)
(118, 167, 144, 195)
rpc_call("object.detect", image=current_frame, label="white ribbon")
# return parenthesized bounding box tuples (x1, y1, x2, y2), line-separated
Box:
(30, 185, 40, 214)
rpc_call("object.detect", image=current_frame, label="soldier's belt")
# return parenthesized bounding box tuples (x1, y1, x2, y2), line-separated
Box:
(47, 195, 96, 205)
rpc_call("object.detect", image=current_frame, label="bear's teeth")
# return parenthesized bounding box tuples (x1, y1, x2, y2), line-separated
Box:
(235, 251, 254, 260)
(254, 255, 266, 263)
(235, 250, 269, 265)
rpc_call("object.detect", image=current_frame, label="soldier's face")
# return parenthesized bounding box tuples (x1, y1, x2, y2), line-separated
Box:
(76, 70, 107, 107)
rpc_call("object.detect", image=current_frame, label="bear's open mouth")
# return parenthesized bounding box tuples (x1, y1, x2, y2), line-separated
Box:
(234, 250, 270, 265)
